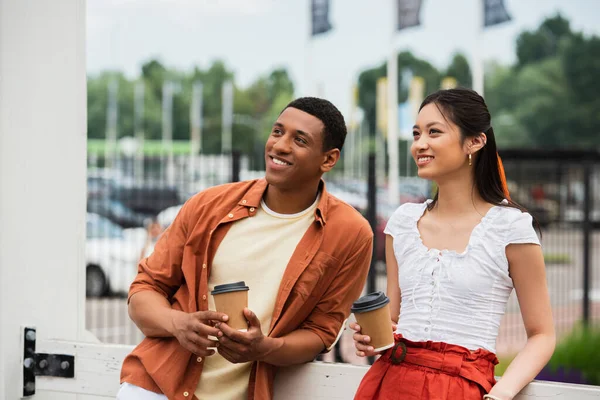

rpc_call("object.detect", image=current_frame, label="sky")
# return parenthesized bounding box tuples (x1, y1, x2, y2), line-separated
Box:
(87, 0, 600, 119)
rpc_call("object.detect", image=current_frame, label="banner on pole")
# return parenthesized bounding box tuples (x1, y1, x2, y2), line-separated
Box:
(483, 0, 511, 27)
(311, 0, 332, 36)
(397, 0, 422, 31)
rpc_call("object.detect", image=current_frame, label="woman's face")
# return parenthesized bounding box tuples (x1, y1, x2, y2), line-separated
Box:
(411, 103, 469, 181)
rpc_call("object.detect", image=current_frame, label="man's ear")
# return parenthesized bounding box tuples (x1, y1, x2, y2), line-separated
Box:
(321, 148, 340, 173)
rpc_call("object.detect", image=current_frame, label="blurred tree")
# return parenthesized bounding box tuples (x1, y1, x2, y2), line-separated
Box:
(560, 33, 600, 147)
(357, 51, 442, 133)
(445, 53, 472, 88)
(87, 59, 294, 155)
(487, 14, 600, 149)
(516, 14, 572, 67)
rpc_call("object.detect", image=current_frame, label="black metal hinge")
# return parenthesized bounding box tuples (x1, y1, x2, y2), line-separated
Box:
(22, 327, 75, 397)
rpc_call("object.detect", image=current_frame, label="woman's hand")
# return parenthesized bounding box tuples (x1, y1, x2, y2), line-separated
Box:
(349, 321, 397, 357)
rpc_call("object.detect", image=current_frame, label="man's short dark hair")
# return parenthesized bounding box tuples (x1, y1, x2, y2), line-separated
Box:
(283, 97, 347, 152)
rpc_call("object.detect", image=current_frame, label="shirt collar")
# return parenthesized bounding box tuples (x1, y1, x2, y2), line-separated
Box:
(237, 179, 329, 226)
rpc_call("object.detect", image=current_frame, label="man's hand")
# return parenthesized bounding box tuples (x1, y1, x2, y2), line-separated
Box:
(170, 310, 229, 357)
(215, 308, 283, 364)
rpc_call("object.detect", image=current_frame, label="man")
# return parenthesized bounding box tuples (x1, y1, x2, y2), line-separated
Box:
(119, 97, 373, 400)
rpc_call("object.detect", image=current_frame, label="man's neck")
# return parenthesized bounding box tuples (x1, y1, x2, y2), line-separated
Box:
(263, 181, 321, 214)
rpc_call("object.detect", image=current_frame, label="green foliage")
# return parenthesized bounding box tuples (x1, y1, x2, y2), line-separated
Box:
(87, 59, 294, 155)
(543, 253, 571, 265)
(548, 324, 600, 385)
(445, 53, 472, 88)
(486, 15, 600, 149)
(516, 14, 572, 67)
(354, 14, 600, 150)
(357, 51, 445, 132)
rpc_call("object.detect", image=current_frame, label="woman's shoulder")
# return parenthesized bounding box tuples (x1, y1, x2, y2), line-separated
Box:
(383, 200, 429, 238)
(391, 200, 430, 220)
(493, 202, 535, 222)
(487, 203, 540, 245)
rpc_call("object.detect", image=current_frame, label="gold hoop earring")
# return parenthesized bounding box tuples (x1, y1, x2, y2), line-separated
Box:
(468, 153, 472, 166)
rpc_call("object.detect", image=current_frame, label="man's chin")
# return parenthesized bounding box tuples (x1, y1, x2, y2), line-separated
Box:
(265, 171, 285, 186)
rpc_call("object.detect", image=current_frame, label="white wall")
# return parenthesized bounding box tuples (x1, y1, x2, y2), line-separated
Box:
(0, 0, 87, 398)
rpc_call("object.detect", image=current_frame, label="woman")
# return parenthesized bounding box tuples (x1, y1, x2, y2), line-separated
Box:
(351, 88, 555, 400)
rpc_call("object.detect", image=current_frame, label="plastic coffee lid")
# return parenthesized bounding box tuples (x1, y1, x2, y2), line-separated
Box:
(211, 281, 250, 295)
(351, 291, 390, 313)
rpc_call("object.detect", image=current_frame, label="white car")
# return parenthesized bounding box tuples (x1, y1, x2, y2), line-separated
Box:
(86, 213, 146, 297)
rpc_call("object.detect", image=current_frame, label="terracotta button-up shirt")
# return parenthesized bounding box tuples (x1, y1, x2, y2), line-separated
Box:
(120, 179, 373, 400)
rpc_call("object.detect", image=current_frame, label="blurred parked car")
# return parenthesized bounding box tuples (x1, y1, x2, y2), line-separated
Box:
(113, 185, 182, 216)
(87, 198, 149, 228)
(86, 213, 145, 297)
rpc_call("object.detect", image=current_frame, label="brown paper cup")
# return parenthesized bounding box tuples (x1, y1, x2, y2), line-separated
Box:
(354, 303, 394, 351)
(352, 291, 394, 352)
(213, 290, 248, 331)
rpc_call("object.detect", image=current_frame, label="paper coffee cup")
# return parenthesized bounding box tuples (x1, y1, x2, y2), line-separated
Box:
(351, 291, 394, 352)
(211, 281, 250, 331)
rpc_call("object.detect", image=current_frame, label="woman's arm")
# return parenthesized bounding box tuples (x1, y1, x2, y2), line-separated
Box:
(385, 235, 401, 324)
(488, 243, 556, 400)
(351, 234, 400, 357)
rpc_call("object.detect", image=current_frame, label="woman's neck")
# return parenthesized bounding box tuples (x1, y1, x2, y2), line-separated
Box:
(434, 175, 488, 217)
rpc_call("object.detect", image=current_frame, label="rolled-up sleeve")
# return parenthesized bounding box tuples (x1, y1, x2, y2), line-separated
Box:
(299, 231, 373, 350)
(128, 200, 191, 303)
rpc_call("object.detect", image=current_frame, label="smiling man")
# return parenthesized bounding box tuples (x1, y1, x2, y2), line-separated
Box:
(119, 97, 374, 400)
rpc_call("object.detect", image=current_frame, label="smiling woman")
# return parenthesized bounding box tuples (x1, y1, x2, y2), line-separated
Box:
(352, 88, 555, 400)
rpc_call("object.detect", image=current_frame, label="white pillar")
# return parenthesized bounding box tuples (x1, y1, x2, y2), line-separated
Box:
(472, 0, 485, 96)
(386, 50, 399, 206)
(0, 0, 87, 398)
(387, 0, 399, 206)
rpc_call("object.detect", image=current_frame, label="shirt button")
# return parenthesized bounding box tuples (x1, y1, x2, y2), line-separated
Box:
(424, 327, 429, 332)
(183, 392, 189, 397)
(197, 356, 203, 362)
(249, 207, 255, 212)
(228, 213, 234, 218)
(242, 199, 247, 204)
(202, 295, 207, 300)
(202, 263, 207, 269)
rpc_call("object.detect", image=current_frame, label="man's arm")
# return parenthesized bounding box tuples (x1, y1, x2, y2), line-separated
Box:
(216, 229, 373, 365)
(295, 232, 373, 352)
(127, 198, 228, 357)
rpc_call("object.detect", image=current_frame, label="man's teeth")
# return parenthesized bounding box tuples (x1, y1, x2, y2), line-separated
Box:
(418, 156, 434, 162)
(273, 158, 290, 166)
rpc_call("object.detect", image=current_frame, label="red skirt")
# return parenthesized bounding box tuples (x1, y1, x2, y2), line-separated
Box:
(354, 334, 498, 400)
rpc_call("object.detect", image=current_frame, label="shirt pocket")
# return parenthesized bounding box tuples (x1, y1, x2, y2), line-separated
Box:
(292, 251, 340, 300)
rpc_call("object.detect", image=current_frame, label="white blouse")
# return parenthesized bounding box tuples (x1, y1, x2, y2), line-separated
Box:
(384, 200, 541, 353)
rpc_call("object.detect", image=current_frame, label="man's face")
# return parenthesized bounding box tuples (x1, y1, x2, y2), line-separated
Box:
(264, 107, 329, 191)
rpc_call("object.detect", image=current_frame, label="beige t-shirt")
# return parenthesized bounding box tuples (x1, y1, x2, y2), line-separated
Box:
(195, 195, 319, 400)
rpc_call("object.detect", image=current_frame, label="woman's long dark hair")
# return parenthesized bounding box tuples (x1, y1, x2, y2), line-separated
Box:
(420, 88, 538, 230)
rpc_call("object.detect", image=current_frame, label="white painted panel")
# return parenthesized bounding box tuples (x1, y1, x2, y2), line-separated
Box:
(0, 0, 86, 398)
(32, 341, 600, 399)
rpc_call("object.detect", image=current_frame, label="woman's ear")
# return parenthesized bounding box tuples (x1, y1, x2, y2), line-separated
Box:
(465, 133, 487, 154)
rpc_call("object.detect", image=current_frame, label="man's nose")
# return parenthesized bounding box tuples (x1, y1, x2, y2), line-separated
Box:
(272, 135, 292, 153)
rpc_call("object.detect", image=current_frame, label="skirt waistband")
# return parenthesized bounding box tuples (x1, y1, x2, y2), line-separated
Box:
(378, 334, 498, 392)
